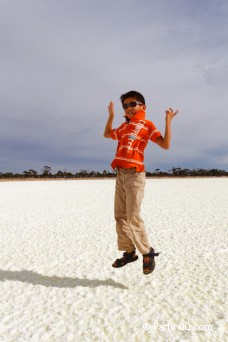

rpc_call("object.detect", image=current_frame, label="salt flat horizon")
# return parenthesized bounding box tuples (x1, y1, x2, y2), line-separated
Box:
(0, 178, 227, 341)
(1, 176, 228, 183)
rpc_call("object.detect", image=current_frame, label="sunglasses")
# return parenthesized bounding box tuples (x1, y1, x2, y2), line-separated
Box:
(122, 101, 143, 110)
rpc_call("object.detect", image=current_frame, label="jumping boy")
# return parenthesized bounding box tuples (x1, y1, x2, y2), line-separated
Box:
(104, 90, 178, 275)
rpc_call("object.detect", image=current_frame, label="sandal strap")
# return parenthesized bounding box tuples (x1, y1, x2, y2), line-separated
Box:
(150, 252, 159, 257)
(114, 258, 125, 267)
(143, 261, 153, 267)
(143, 248, 159, 258)
(123, 251, 136, 261)
(114, 251, 136, 267)
(143, 252, 159, 257)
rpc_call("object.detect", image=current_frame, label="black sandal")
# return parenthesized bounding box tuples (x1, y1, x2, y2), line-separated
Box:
(112, 251, 138, 268)
(143, 247, 159, 275)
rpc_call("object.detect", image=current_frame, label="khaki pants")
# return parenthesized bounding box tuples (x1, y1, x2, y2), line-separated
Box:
(114, 168, 151, 255)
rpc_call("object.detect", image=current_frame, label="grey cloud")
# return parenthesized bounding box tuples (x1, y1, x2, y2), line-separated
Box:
(195, 61, 228, 85)
(0, 0, 228, 173)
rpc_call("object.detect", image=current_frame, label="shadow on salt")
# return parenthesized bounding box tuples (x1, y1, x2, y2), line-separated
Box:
(0, 270, 128, 289)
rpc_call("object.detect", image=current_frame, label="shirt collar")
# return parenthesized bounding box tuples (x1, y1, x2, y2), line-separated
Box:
(130, 110, 146, 122)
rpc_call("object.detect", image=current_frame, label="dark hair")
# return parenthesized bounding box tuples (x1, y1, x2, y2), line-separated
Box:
(120, 90, 145, 105)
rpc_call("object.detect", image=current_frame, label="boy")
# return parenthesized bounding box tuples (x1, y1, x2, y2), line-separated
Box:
(104, 90, 178, 275)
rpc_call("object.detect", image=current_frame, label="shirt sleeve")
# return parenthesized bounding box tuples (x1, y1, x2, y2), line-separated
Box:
(148, 121, 162, 143)
(110, 128, 118, 140)
(110, 123, 126, 140)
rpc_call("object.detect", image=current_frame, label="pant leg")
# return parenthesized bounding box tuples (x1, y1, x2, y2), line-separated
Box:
(125, 171, 151, 254)
(114, 170, 136, 253)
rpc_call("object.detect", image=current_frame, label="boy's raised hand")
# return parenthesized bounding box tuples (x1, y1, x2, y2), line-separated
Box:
(108, 101, 114, 118)
(165, 108, 178, 122)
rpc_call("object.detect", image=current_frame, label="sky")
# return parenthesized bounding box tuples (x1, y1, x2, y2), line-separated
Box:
(1, 0, 228, 174)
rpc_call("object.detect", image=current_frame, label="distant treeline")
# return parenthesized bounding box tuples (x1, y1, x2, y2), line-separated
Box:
(0, 166, 227, 179)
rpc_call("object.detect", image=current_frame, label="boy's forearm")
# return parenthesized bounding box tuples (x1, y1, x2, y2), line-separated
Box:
(162, 118, 172, 149)
(156, 107, 178, 149)
(103, 116, 114, 138)
(156, 119, 172, 149)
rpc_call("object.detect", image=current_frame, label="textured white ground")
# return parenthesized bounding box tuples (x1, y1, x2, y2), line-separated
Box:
(0, 178, 227, 342)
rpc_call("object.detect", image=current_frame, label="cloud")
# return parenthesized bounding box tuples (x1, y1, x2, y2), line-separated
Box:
(0, 0, 228, 173)
(195, 60, 228, 85)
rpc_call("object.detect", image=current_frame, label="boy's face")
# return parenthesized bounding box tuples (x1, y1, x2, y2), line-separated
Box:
(122, 97, 146, 120)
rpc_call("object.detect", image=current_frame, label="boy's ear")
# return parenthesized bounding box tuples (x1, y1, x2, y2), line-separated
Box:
(142, 104, 146, 110)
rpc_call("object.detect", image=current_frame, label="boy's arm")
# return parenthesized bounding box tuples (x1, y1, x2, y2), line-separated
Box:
(103, 101, 114, 138)
(156, 108, 178, 149)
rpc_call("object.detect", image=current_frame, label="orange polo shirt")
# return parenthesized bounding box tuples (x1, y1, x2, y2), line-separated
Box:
(110, 110, 162, 172)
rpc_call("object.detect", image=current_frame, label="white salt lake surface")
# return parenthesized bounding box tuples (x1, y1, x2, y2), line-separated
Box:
(0, 178, 227, 342)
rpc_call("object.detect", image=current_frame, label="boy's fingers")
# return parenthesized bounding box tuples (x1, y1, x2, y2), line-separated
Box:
(166, 108, 178, 115)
